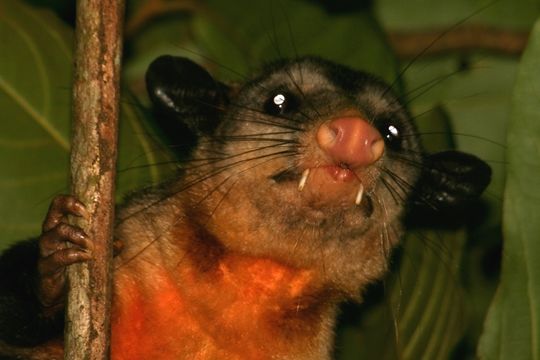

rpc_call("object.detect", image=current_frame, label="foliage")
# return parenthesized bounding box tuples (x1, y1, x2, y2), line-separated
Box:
(0, 0, 175, 243)
(478, 18, 540, 359)
(0, 0, 539, 358)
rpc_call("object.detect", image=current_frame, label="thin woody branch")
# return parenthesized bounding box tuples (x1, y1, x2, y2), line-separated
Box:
(65, 0, 125, 359)
(387, 25, 529, 59)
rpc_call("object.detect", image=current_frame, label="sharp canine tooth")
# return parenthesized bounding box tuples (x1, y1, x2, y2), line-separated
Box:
(355, 184, 364, 205)
(298, 169, 310, 191)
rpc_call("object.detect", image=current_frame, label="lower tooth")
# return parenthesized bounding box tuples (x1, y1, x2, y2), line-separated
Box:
(355, 184, 364, 205)
(298, 169, 310, 191)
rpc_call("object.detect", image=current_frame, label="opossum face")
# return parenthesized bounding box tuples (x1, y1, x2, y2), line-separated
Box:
(146, 56, 490, 293)
(213, 58, 421, 241)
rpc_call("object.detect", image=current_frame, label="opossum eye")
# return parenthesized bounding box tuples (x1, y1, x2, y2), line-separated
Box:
(263, 92, 298, 116)
(376, 119, 402, 151)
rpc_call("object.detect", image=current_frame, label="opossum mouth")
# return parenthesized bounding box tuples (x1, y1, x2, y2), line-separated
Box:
(270, 165, 368, 207)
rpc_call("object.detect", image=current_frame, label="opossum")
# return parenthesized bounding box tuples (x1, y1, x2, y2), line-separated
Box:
(0, 55, 491, 359)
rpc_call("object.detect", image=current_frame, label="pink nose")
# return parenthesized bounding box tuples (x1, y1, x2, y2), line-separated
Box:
(316, 117, 384, 168)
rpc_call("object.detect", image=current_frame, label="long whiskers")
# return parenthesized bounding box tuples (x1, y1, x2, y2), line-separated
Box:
(116, 147, 301, 267)
(382, 1, 498, 97)
(117, 146, 300, 224)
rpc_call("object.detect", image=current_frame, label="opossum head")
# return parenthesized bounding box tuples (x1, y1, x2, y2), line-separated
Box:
(145, 56, 491, 296)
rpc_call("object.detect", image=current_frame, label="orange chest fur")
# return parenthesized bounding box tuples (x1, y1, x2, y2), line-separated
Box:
(110, 256, 329, 360)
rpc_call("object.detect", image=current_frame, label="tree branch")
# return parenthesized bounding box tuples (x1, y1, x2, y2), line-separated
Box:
(387, 25, 530, 59)
(65, 0, 125, 359)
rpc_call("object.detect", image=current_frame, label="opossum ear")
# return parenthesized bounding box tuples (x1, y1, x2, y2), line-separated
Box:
(146, 55, 229, 150)
(406, 150, 492, 227)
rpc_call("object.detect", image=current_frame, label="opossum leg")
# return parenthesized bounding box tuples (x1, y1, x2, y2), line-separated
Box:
(37, 195, 92, 311)
(0, 195, 93, 347)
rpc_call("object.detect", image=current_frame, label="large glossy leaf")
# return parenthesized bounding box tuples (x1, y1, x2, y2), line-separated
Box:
(196, 0, 397, 82)
(338, 231, 468, 360)
(123, 0, 398, 95)
(478, 17, 540, 359)
(0, 0, 72, 246)
(0, 0, 175, 249)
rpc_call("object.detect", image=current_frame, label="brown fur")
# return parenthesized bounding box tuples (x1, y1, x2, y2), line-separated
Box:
(6, 58, 423, 359)
(101, 59, 422, 359)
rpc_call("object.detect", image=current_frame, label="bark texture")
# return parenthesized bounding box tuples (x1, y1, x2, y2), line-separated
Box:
(65, 0, 125, 359)
(388, 26, 529, 59)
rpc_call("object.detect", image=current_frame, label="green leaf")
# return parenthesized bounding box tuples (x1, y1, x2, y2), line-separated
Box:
(124, 0, 399, 98)
(116, 98, 177, 197)
(0, 0, 72, 245)
(404, 55, 514, 210)
(478, 17, 540, 359)
(376, 0, 539, 30)
(192, 0, 398, 82)
(0, 0, 175, 249)
(340, 230, 468, 360)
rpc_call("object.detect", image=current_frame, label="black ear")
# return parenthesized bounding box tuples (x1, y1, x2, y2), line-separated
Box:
(406, 150, 492, 227)
(145, 55, 228, 151)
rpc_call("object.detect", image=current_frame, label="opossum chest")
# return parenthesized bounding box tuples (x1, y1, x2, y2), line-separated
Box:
(110, 253, 334, 360)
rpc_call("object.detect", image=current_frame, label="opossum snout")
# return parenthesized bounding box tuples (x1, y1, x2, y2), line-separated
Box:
(316, 117, 384, 168)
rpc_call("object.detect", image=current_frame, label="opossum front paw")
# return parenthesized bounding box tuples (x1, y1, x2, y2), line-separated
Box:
(37, 195, 92, 310)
